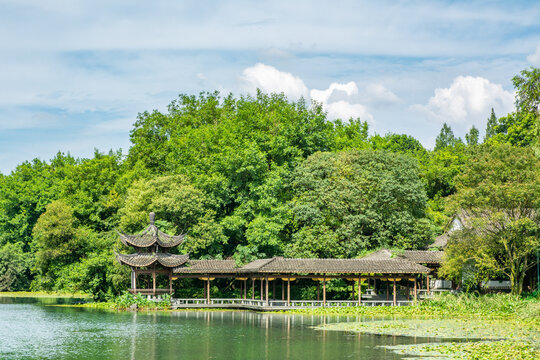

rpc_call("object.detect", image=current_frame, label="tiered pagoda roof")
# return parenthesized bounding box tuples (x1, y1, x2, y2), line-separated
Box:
(116, 212, 188, 269)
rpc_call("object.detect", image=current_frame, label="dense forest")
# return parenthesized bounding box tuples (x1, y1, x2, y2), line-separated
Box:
(0, 67, 538, 299)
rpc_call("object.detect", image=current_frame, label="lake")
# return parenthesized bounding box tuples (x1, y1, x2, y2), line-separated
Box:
(0, 297, 432, 359)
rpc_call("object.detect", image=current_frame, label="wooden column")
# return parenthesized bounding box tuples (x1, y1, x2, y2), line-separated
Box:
(287, 279, 291, 306)
(427, 275, 430, 293)
(414, 278, 418, 302)
(352, 280, 355, 301)
(252, 278, 255, 300)
(272, 280, 276, 300)
(244, 279, 247, 299)
(130, 269, 136, 292)
(260, 279, 264, 301)
(322, 276, 326, 306)
(358, 277, 362, 305)
(393, 279, 397, 306)
(317, 281, 320, 301)
(265, 277, 269, 305)
(206, 279, 211, 303)
(282, 279, 285, 301)
(407, 280, 410, 301)
(169, 270, 173, 294)
(152, 271, 156, 296)
(386, 282, 389, 301)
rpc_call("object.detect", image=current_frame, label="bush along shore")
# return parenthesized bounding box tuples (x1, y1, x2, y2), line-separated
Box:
(297, 293, 540, 360)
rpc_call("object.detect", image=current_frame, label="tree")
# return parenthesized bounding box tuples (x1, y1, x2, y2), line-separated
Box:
(119, 175, 227, 257)
(32, 200, 88, 290)
(0, 242, 30, 291)
(435, 123, 462, 151)
(465, 126, 479, 146)
(484, 108, 498, 141)
(440, 145, 540, 295)
(287, 150, 432, 258)
(512, 67, 540, 152)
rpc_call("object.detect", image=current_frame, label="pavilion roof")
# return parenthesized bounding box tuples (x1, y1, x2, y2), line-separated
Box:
(116, 253, 189, 268)
(173, 257, 430, 275)
(118, 213, 185, 248)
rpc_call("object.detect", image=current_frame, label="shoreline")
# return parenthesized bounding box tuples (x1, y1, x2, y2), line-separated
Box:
(0, 291, 90, 299)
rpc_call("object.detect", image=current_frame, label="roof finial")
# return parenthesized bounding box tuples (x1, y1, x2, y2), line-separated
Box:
(149, 212, 155, 225)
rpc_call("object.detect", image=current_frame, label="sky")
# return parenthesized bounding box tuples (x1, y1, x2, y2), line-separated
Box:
(1, 0, 540, 174)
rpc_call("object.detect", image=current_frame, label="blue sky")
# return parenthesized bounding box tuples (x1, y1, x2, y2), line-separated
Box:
(1, 0, 540, 174)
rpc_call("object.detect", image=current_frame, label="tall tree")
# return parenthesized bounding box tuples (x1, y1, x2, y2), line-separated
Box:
(435, 123, 461, 151)
(465, 126, 479, 146)
(484, 108, 498, 141)
(440, 145, 540, 295)
(512, 67, 540, 152)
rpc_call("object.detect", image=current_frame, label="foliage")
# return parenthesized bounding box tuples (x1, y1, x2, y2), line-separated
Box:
(0, 242, 31, 291)
(465, 125, 479, 146)
(440, 145, 540, 294)
(287, 150, 432, 258)
(112, 292, 172, 310)
(434, 123, 463, 151)
(119, 175, 227, 257)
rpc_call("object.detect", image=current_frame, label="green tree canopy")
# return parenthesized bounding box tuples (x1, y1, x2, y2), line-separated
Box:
(440, 145, 540, 294)
(287, 150, 432, 258)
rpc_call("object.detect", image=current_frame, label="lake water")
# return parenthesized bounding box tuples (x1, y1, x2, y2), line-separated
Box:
(0, 297, 430, 359)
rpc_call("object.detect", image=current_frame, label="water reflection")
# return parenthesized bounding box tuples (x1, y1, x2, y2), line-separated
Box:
(0, 299, 425, 360)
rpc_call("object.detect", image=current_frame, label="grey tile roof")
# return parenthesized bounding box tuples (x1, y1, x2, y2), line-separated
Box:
(173, 257, 430, 275)
(173, 260, 238, 274)
(362, 249, 443, 265)
(116, 253, 189, 268)
(118, 226, 186, 248)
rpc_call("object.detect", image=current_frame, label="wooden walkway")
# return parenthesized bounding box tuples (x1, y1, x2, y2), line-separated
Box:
(171, 298, 417, 311)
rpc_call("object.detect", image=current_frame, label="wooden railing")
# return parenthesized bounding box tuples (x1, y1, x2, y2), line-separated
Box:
(170, 298, 414, 308)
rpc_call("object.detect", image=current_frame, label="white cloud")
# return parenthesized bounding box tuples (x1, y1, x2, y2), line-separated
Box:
(364, 84, 400, 105)
(240, 63, 309, 100)
(310, 81, 373, 123)
(527, 44, 540, 66)
(412, 75, 514, 127)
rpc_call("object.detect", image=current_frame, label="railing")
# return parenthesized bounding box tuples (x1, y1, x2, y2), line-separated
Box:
(171, 298, 414, 308)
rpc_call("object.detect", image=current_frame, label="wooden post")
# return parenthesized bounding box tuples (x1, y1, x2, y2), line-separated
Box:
(206, 279, 211, 303)
(282, 279, 285, 301)
(244, 279, 247, 299)
(323, 276, 326, 306)
(169, 270, 173, 294)
(414, 278, 417, 302)
(407, 280, 410, 301)
(386, 282, 389, 301)
(352, 280, 355, 301)
(358, 277, 362, 305)
(260, 279, 264, 301)
(272, 280, 276, 300)
(287, 279, 291, 306)
(393, 279, 397, 306)
(252, 278, 255, 300)
(152, 271, 156, 296)
(265, 277, 269, 305)
(427, 275, 430, 293)
(317, 281, 320, 301)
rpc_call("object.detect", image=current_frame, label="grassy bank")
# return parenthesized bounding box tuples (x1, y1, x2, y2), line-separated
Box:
(299, 294, 540, 359)
(0, 291, 90, 298)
